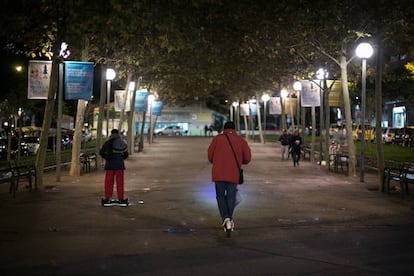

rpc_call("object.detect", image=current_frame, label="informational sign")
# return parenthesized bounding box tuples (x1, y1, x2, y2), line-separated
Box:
(239, 103, 250, 116)
(249, 101, 257, 116)
(152, 101, 163, 116)
(114, 90, 131, 112)
(327, 80, 343, 107)
(27, 60, 52, 99)
(64, 61, 94, 100)
(134, 89, 149, 112)
(269, 97, 282, 115)
(300, 80, 320, 107)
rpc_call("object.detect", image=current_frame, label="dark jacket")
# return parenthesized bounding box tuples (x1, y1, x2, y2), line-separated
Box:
(208, 129, 251, 184)
(279, 133, 290, 145)
(100, 134, 128, 170)
(290, 135, 302, 154)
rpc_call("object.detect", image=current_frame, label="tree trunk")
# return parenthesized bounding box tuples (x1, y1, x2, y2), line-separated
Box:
(324, 80, 330, 166)
(255, 93, 264, 144)
(95, 65, 106, 168)
(128, 76, 140, 154)
(138, 112, 146, 152)
(340, 55, 357, 176)
(118, 73, 132, 131)
(243, 115, 248, 140)
(35, 57, 59, 188)
(375, 44, 385, 189)
(69, 100, 87, 176)
(311, 106, 316, 162)
(69, 38, 89, 177)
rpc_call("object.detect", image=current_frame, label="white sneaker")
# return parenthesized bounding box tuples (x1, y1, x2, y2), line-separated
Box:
(222, 218, 231, 232)
(230, 220, 235, 231)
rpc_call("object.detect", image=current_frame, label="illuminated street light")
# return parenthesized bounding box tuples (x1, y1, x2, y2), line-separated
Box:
(106, 68, 116, 136)
(293, 81, 302, 136)
(316, 68, 328, 164)
(261, 93, 270, 141)
(17, 108, 23, 160)
(232, 101, 240, 131)
(281, 89, 288, 130)
(356, 42, 373, 182)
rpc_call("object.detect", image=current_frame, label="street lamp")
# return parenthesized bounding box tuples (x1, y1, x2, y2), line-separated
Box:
(261, 93, 270, 140)
(106, 68, 116, 136)
(293, 81, 302, 132)
(281, 89, 288, 131)
(17, 108, 23, 160)
(356, 42, 373, 183)
(232, 101, 239, 131)
(316, 68, 328, 164)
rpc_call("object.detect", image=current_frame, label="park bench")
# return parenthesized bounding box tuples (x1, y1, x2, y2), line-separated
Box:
(328, 152, 349, 174)
(0, 167, 17, 197)
(328, 144, 349, 175)
(383, 162, 414, 197)
(301, 144, 311, 160)
(9, 159, 37, 191)
(80, 153, 98, 173)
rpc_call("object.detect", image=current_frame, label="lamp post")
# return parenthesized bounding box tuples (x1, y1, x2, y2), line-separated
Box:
(293, 81, 302, 134)
(281, 89, 288, 131)
(232, 101, 240, 132)
(261, 93, 270, 140)
(316, 68, 328, 164)
(229, 102, 234, 122)
(126, 81, 136, 135)
(17, 108, 23, 160)
(106, 68, 116, 136)
(356, 42, 373, 183)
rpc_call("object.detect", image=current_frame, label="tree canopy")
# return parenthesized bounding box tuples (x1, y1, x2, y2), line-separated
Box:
(1, 0, 413, 109)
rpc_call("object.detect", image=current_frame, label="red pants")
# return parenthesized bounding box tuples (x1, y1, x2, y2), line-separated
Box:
(104, 170, 124, 199)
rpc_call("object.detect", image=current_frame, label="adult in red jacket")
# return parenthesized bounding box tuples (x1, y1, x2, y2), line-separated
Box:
(208, 121, 251, 236)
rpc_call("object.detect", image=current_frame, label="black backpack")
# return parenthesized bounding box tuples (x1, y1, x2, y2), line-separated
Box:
(99, 140, 113, 160)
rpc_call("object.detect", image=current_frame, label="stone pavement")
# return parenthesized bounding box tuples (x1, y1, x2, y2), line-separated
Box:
(1, 136, 414, 275)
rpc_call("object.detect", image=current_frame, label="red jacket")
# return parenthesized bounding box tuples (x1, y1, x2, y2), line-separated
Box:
(208, 129, 251, 184)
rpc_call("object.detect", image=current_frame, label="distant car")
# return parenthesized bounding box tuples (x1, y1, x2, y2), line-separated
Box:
(382, 128, 398, 144)
(62, 134, 73, 149)
(0, 137, 29, 159)
(392, 128, 406, 145)
(155, 126, 183, 136)
(23, 136, 40, 154)
(392, 127, 413, 147)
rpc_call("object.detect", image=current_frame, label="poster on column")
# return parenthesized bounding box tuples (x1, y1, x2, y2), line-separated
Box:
(239, 103, 250, 116)
(64, 61, 94, 100)
(114, 90, 131, 112)
(134, 89, 149, 112)
(152, 101, 163, 116)
(249, 101, 257, 116)
(300, 80, 320, 107)
(269, 97, 282, 115)
(327, 80, 343, 107)
(27, 60, 52, 99)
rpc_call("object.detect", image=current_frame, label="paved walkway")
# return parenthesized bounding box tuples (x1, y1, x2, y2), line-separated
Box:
(1, 137, 413, 275)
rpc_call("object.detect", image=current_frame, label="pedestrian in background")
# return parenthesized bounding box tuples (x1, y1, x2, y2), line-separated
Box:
(208, 121, 251, 236)
(290, 130, 302, 167)
(100, 129, 129, 206)
(278, 129, 290, 160)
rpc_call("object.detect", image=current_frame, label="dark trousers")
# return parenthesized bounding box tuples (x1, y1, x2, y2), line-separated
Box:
(215, 181, 237, 220)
